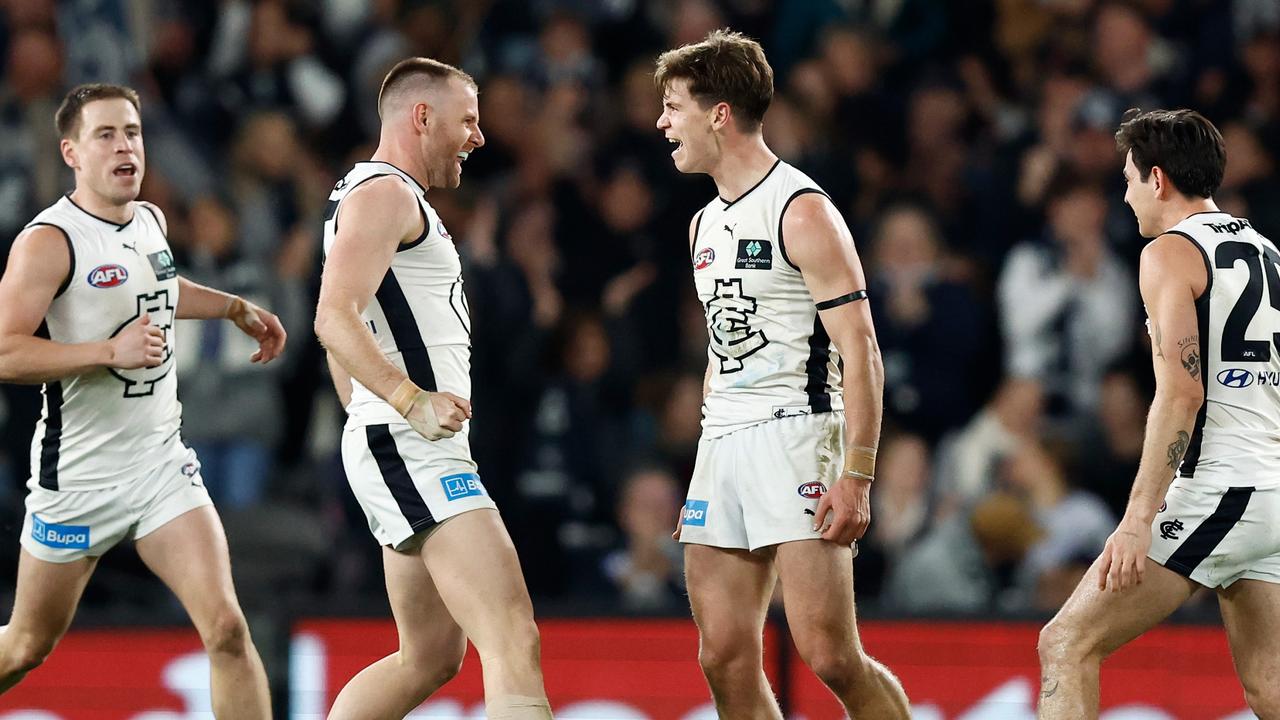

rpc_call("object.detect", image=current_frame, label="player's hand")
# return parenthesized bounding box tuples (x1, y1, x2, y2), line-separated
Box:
(108, 314, 166, 369)
(672, 507, 683, 541)
(813, 474, 872, 545)
(225, 296, 287, 364)
(404, 389, 471, 441)
(1098, 518, 1152, 592)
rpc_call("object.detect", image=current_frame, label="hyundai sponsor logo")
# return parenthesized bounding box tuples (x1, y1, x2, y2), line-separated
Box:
(440, 472, 485, 501)
(681, 499, 709, 527)
(1217, 368, 1254, 388)
(31, 514, 90, 549)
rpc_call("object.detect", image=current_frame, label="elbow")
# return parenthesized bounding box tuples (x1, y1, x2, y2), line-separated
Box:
(1156, 384, 1205, 417)
(313, 306, 337, 348)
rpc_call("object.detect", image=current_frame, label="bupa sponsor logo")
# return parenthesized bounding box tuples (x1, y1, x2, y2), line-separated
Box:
(87, 263, 129, 288)
(1217, 367, 1254, 388)
(682, 499, 709, 527)
(31, 514, 90, 549)
(797, 482, 827, 499)
(440, 472, 485, 501)
(693, 247, 715, 270)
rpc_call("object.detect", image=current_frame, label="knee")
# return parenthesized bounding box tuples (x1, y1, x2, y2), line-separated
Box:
(1038, 617, 1090, 668)
(1, 632, 58, 675)
(798, 642, 864, 695)
(405, 643, 465, 693)
(1243, 683, 1280, 720)
(200, 609, 251, 658)
(697, 632, 759, 686)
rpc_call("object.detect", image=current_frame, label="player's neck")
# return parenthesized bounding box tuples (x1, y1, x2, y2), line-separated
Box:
(69, 186, 133, 224)
(1161, 196, 1222, 233)
(371, 137, 431, 191)
(709, 136, 778, 203)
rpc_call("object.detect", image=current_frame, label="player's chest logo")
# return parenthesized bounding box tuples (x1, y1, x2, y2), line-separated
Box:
(706, 278, 769, 372)
(694, 247, 715, 270)
(147, 249, 177, 281)
(735, 238, 773, 270)
(87, 264, 129, 288)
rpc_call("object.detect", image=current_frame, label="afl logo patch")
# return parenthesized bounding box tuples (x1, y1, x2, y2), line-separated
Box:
(1217, 368, 1253, 388)
(694, 247, 715, 270)
(88, 264, 129, 288)
(437, 220, 451, 240)
(797, 482, 827, 499)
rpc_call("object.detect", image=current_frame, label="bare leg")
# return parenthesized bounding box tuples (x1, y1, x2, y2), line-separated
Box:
(1037, 556, 1195, 719)
(0, 550, 97, 693)
(328, 545, 467, 719)
(684, 543, 783, 720)
(1218, 579, 1280, 718)
(134, 506, 271, 719)
(418, 509, 550, 717)
(774, 539, 909, 718)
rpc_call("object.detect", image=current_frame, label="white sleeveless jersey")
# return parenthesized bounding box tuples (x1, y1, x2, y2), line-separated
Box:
(321, 161, 471, 426)
(693, 160, 844, 438)
(1166, 212, 1280, 486)
(26, 196, 183, 491)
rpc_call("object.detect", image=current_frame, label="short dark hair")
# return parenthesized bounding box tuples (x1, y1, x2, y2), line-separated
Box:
(1115, 108, 1225, 198)
(654, 29, 773, 131)
(378, 57, 477, 118)
(55, 84, 141, 139)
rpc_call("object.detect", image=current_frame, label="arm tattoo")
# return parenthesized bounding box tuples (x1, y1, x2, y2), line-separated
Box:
(1178, 336, 1201, 380)
(1040, 677, 1060, 700)
(1150, 318, 1165, 359)
(1167, 430, 1190, 470)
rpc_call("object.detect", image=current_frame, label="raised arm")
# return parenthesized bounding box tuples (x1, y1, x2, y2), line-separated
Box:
(1100, 233, 1207, 592)
(0, 226, 162, 383)
(313, 176, 469, 439)
(783, 193, 884, 545)
(136, 201, 287, 364)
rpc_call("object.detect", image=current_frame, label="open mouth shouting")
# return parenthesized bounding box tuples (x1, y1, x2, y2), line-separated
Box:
(112, 162, 138, 179)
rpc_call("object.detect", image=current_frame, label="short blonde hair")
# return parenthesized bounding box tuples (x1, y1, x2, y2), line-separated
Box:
(378, 57, 477, 118)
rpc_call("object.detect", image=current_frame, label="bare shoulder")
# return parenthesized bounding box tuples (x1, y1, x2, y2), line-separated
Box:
(1140, 233, 1208, 296)
(0, 224, 71, 299)
(10, 224, 72, 266)
(135, 200, 168, 235)
(780, 192, 854, 268)
(339, 175, 422, 242)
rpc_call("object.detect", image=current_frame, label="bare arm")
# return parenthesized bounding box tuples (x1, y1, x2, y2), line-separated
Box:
(1125, 236, 1206, 522)
(314, 177, 469, 437)
(784, 193, 883, 544)
(1101, 233, 1207, 591)
(326, 351, 353, 409)
(0, 226, 160, 383)
(148, 192, 286, 364)
(314, 177, 421, 401)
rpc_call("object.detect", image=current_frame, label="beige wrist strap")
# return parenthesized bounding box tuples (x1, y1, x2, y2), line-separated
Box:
(843, 444, 877, 482)
(388, 378, 420, 417)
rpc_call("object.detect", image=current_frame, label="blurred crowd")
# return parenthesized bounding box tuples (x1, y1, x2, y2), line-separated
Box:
(0, 0, 1278, 619)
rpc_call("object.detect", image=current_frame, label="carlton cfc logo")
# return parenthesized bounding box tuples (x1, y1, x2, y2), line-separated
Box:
(88, 264, 129, 288)
(797, 482, 827, 499)
(694, 247, 715, 270)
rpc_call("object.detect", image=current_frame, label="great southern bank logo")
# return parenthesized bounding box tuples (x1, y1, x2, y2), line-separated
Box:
(31, 514, 90, 549)
(1217, 368, 1254, 388)
(682, 499, 709, 527)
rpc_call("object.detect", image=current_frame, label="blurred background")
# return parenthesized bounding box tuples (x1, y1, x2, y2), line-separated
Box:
(0, 0, 1276, 717)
